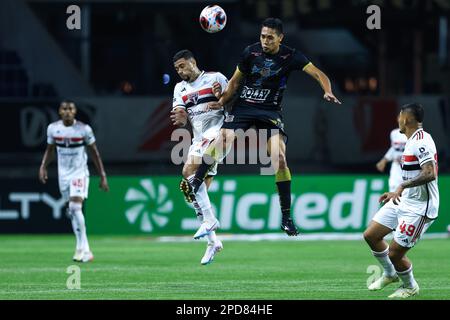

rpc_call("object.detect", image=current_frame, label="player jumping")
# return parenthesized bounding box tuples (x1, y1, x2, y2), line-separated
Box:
(39, 100, 109, 263)
(184, 18, 341, 236)
(364, 103, 439, 298)
(171, 49, 228, 265)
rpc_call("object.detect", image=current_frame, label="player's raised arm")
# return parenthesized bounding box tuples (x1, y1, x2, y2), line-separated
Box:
(39, 144, 55, 184)
(303, 63, 341, 104)
(87, 143, 109, 192)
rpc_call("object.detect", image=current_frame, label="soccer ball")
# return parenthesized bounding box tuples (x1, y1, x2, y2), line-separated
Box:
(199, 5, 227, 33)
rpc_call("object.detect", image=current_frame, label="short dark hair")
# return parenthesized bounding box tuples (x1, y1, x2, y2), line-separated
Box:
(401, 103, 424, 122)
(173, 49, 195, 63)
(262, 17, 283, 35)
(60, 99, 76, 107)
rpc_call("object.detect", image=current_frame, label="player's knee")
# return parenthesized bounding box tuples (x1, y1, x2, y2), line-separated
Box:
(182, 166, 193, 179)
(363, 229, 376, 244)
(69, 201, 82, 213)
(278, 154, 287, 169)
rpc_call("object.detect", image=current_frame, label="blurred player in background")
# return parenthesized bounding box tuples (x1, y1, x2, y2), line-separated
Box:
(186, 17, 341, 237)
(364, 103, 439, 298)
(171, 49, 228, 265)
(39, 100, 109, 263)
(376, 128, 407, 191)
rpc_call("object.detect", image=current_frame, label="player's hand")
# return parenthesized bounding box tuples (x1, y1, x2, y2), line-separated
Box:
(206, 101, 223, 111)
(324, 92, 341, 104)
(39, 166, 48, 184)
(212, 81, 222, 99)
(379, 186, 404, 205)
(376, 158, 387, 172)
(170, 108, 188, 127)
(99, 176, 109, 192)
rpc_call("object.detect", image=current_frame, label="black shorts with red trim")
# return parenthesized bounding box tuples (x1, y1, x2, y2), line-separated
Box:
(221, 105, 287, 142)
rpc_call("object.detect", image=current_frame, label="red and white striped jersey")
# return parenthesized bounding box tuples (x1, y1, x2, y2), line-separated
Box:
(401, 128, 439, 218)
(172, 71, 228, 140)
(47, 120, 95, 178)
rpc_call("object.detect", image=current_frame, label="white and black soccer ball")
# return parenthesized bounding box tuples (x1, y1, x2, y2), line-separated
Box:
(199, 5, 227, 33)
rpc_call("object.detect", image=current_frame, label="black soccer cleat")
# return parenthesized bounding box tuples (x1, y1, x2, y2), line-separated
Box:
(179, 178, 195, 203)
(281, 217, 300, 236)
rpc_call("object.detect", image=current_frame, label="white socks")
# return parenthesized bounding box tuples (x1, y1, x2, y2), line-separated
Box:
(187, 175, 216, 222)
(69, 207, 82, 251)
(69, 201, 90, 252)
(188, 175, 219, 245)
(371, 247, 396, 278)
(397, 265, 418, 288)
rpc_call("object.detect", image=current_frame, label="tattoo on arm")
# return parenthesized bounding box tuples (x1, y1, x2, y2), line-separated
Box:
(401, 160, 436, 189)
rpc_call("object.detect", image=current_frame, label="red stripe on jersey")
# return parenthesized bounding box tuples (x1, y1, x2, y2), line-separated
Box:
(71, 137, 84, 142)
(181, 88, 214, 103)
(54, 136, 63, 141)
(403, 155, 418, 162)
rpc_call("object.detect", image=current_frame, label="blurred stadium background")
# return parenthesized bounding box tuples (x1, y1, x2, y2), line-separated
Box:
(0, 0, 449, 300)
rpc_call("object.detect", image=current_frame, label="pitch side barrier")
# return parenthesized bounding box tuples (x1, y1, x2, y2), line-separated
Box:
(84, 175, 450, 237)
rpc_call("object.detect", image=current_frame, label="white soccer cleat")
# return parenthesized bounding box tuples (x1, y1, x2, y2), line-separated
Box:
(201, 240, 223, 265)
(73, 249, 83, 262)
(388, 284, 420, 298)
(81, 251, 94, 263)
(193, 218, 219, 240)
(368, 275, 399, 291)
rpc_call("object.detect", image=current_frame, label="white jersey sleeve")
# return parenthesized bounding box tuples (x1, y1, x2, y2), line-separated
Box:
(413, 140, 434, 166)
(215, 72, 229, 94)
(172, 82, 186, 110)
(47, 123, 55, 145)
(84, 124, 96, 145)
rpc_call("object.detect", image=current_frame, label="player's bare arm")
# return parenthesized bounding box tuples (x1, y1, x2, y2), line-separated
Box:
(39, 144, 56, 184)
(376, 157, 389, 172)
(208, 67, 244, 110)
(87, 143, 109, 192)
(303, 63, 341, 104)
(379, 160, 436, 205)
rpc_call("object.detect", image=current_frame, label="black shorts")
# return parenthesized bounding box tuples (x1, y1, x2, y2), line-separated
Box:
(221, 105, 287, 141)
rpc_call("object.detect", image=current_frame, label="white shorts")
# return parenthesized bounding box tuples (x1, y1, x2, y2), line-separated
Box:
(372, 200, 434, 248)
(188, 130, 220, 176)
(59, 176, 89, 202)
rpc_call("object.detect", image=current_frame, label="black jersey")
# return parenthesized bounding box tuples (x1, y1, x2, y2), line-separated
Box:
(237, 42, 310, 111)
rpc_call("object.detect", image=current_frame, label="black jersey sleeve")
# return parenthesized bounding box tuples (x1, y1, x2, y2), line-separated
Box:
(237, 46, 252, 74)
(291, 50, 311, 71)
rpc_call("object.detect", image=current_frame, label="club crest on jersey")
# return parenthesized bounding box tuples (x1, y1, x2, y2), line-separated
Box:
(187, 92, 199, 104)
(64, 138, 71, 147)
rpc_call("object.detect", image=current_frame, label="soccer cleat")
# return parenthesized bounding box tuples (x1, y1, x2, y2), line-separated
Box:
(194, 218, 219, 240)
(81, 251, 94, 263)
(368, 275, 399, 290)
(281, 217, 299, 236)
(73, 249, 83, 262)
(388, 284, 420, 298)
(179, 178, 195, 203)
(201, 240, 223, 265)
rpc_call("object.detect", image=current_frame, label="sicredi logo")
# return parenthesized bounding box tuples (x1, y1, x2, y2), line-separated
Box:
(124, 179, 173, 232)
(181, 178, 385, 232)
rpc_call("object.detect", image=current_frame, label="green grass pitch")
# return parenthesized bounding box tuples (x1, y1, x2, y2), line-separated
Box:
(0, 235, 449, 300)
